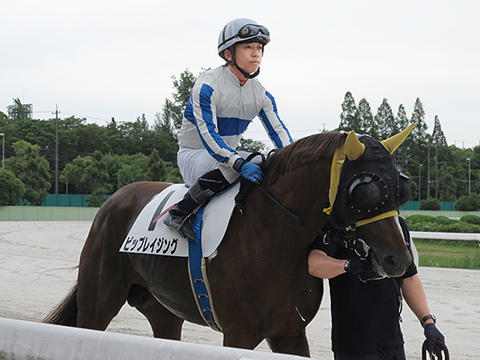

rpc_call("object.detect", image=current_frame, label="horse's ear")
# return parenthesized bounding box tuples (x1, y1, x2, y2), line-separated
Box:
(345, 130, 365, 161)
(381, 123, 415, 154)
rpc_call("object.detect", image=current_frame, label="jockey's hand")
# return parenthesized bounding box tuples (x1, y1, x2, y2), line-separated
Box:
(233, 158, 264, 182)
(424, 324, 447, 357)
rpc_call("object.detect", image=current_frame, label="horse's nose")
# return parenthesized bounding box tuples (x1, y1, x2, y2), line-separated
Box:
(381, 254, 406, 277)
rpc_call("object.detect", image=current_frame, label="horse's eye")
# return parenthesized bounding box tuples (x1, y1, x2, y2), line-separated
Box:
(398, 173, 411, 205)
(349, 182, 383, 211)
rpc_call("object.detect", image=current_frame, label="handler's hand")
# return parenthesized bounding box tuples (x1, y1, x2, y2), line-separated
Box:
(424, 323, 447, 358)
(344, 257, 371, 274)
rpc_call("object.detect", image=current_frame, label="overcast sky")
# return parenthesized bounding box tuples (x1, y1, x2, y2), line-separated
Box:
(2, 0, 479, 149)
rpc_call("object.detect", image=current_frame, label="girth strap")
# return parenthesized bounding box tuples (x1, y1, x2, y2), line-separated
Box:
(187, 207, 222, 332)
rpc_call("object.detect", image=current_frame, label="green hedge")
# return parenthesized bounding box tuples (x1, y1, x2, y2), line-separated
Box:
(460, 215, 480, 225)
(406, 214, 480, 232)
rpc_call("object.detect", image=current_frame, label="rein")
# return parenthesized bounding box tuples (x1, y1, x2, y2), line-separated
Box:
(253, 183, 327, 238)
(248, 150, 328, 239)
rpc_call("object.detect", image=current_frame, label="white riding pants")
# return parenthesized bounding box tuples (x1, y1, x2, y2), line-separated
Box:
(177, 147, 252, 186)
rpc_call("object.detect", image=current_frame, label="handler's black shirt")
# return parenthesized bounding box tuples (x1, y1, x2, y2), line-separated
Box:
(328, 246, 417, 355)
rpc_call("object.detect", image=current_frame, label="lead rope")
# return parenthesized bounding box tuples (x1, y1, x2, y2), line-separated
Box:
(391, 277, 403, 322)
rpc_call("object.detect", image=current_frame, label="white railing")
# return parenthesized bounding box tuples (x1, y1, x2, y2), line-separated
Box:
(410, 231, 480, 245)
(0, 317, 311, 360)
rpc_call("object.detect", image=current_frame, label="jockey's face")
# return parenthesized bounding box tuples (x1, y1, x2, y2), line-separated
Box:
(225, 42, 263, 79)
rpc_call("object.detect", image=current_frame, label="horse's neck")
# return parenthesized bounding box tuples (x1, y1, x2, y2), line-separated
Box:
(251, 160, 331, 249)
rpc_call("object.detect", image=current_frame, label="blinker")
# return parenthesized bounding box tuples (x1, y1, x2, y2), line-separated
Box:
(326, 125, 414, 230)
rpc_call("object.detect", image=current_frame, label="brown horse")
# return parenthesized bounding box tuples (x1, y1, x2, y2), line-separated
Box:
(44, 130, 412, 357)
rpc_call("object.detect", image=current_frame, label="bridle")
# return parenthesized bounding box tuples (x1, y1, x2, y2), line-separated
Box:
(253, 181, 373, 260)
(244, 151, 372, 255)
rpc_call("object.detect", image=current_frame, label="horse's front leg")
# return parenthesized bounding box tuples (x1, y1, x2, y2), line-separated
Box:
(266, 328, 310, 357)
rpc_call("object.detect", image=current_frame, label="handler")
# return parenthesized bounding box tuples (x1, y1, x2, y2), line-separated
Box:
(308, 217, 447, 360)
(164, 18, 293, 238)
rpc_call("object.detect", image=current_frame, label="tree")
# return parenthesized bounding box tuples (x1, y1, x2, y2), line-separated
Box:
(0, 169, 25, 205)
(116, 153, 152, 188)
(61, 151, 111, 194)
(410, 98, 429, 150)
(337, 92, 359, 131)
(154, 108, 175, 139)
(148, 148, 166, 181)
(395, 105, 410, 130)
(85, 187, 109, 207)
(357, 98, 377, 137)
(164, 165, 183, 183)
(431, 115, 447, 146)
(437, 165, 457, 201)
(455, 195, 480, 211)
(394, 104, 411, 170)
(375, 98, 396, 139)
(157, 69, 197, 131)
(6, 140, 51, 205)
(237, 138, 266, 153)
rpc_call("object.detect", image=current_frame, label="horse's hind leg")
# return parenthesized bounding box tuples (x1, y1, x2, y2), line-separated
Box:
(76, 263, 131, 330)
(75, 221, 132, 330)
(128, 284, 184, 340)
(266, 329, 310, 357)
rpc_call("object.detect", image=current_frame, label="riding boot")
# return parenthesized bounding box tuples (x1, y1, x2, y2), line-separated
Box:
(164, 169, 230, 239)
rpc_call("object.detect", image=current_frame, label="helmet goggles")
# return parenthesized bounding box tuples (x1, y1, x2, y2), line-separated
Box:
(220, 24, 270, 47)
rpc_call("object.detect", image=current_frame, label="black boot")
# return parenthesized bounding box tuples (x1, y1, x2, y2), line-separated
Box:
(164, 169, 230, 239)
(163, 192, 198, 239)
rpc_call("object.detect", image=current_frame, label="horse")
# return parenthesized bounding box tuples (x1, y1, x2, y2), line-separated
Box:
(44, 128, 413, 357)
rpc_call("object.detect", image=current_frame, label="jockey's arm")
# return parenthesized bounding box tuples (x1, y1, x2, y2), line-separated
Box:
(308, 250, 347, 279)
(258, 91, 293, 149)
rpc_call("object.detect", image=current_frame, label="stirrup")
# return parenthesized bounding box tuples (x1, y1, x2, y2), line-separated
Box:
(164, 212, 197, 239)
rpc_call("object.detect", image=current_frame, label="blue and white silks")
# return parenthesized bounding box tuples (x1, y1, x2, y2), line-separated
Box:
(178, 65, 293, 168)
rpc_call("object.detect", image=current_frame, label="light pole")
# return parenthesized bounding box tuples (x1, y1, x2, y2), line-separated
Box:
(466, 158, 471, 195)
(418, 164, 423, 202)
(0, 133, 4, 169)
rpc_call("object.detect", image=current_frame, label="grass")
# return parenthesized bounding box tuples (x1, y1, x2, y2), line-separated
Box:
(413, 239, 480, 270)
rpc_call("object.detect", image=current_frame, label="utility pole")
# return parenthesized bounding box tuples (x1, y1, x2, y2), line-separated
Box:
(0, 133, 4, 169)
(427, 145, 430, 198)
(467, 158, 471, 195)
(418, 164, 422, 202)
(54, 105, 59, 194)
(435, 145, 439, 199)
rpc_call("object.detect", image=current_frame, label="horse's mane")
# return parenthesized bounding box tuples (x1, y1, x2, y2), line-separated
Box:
(262, 132, 347, 186)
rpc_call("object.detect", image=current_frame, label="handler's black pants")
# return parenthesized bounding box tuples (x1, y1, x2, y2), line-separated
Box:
(334, 345, 406, 360)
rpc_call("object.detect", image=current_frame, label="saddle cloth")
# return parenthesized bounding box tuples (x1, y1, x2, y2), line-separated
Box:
(119, 183, 240, 258)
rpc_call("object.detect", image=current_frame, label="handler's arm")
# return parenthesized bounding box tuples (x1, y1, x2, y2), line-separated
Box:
(402, 274, 435, 326)
(308, 250, 346, 279)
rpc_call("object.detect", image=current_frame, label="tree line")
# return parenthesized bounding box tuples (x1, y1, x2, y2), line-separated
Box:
(337, 91, 479, 204)
(0, 72, 478, 207)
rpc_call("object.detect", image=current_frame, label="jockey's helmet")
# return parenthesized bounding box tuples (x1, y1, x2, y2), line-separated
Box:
(217, 18, 270, 61)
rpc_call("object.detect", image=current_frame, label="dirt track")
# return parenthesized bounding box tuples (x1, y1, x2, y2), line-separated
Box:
(0, 221, 478, 359)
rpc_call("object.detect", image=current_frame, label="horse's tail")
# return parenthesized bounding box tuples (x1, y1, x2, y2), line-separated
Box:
(43, 283, 78, 326)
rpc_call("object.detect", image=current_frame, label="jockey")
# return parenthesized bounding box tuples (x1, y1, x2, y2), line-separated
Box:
(164, 18, 293, 238)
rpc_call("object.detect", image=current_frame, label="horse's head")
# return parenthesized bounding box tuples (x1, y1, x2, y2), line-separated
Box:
(327, 124, 414, 277)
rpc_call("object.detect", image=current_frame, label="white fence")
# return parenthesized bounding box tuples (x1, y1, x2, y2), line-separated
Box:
(0, 317, 311, 360)
(410, 231, 480, 245)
